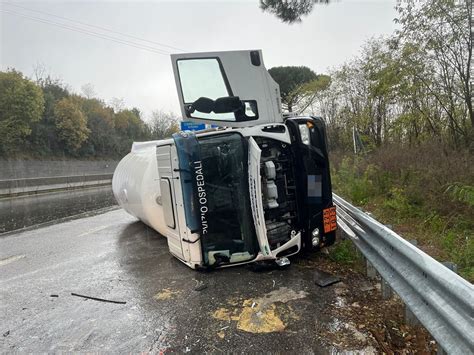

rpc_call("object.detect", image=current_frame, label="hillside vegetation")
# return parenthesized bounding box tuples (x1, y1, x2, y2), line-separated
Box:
(0, 72, 178, 159)
(331, 145, 473, 281)
(267, 1, 473, 280)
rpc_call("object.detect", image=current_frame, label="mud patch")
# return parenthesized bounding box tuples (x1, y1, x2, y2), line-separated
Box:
(153, 288, 181, 301)
(211, 287, 307, 334)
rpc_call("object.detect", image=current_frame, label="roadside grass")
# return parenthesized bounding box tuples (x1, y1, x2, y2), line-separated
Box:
(330, 145, 474, 282)
(329, 238, 357, 265)
(328, 236, 367, 275)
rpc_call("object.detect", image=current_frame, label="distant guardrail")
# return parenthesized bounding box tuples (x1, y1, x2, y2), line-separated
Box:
(333, 193, 474, 354)
(0, 173, 113, 198)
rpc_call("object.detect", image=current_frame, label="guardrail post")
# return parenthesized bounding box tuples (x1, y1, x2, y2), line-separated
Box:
(381, 279, 393, 300)
(442, 261, 458, 273)
(366, 260, 377, 279)
(404, 306, 420, 326)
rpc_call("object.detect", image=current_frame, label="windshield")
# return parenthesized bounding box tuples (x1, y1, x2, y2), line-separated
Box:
(197, 133, 258, 266)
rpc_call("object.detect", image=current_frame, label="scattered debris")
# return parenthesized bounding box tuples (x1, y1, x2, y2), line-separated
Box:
(296, 253, 436, 353)
(71, 292, 126, 304)
(153, 288, 181, 300)
(360, 283, 375, 292)
(194, 281, 207, 291)
(217, 330, 225, 339)
(313, 268, 341, 287)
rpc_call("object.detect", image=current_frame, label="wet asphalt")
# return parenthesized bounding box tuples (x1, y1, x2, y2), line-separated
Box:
(0, 186, 116, 233)
(0, 209, 342, 353)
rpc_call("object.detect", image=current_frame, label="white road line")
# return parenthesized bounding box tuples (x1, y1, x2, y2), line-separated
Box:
(76, 224, 116, 237)
(0, 254, 26, 266)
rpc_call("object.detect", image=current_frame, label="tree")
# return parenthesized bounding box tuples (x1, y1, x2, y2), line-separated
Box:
(28, 76, 69, 155)
(53, 97, 90, 152)
(0, 70, 44, 154)
(81, 83, 97, 99)
(109, 97, 125, 112)
(149, 111, 180, 139)
(293, 74, 331, 115)
(268, 66, 318, 112)
(114, 109, 149, 154)
(395, 0, 473, 146)
(260, 0, 329, 23)
(79, 97, 117, 156)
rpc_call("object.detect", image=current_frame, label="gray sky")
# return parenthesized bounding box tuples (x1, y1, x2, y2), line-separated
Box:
(0, 0, 399, 120)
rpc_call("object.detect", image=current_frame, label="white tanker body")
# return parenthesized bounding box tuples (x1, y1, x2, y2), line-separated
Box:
(112, 50, 337, 270)
(112, 140, 173, 235)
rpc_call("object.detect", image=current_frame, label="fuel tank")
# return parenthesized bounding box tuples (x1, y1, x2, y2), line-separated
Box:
(112, 140, 172, 235)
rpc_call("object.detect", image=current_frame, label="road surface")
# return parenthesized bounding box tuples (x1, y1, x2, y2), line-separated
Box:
(0, 186, 116, 233)
(1, 209, 370, 353)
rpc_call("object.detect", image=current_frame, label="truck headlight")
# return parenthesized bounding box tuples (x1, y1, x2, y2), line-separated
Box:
(312, 228, 320, 247)
(298, 124, 310, 145)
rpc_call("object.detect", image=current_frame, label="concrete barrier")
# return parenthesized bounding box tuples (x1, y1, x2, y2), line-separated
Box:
(0, 160, 118, 180)
(0, 174, 113, 198)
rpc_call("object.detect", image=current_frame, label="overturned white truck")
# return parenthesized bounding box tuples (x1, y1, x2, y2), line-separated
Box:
(112, 50, 337, 269)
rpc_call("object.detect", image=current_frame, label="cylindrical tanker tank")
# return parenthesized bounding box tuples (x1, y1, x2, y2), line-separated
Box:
(112, 140, 173, 236)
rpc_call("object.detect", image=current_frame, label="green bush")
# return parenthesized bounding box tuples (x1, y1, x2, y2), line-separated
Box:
(329, 239, 358, 265)
(331, 145, 474, 282)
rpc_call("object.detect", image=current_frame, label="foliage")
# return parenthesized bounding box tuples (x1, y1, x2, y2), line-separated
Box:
(331, 145, 474, 281)
(395, 0, 473, 147)
(263, 0, 472, 150)
(149, 110, 180, 140)
(53, 97, 90, 153)
(79, 98, 117, 156)
(28, 77, 69, 156)
(260, 0, 329, 23)
(329, 238, 358, 265)
(268, 66, 318, 112)
(0, 68, 180, 158)
(0, 70, 44, 154)
(445, 183, 474, 207)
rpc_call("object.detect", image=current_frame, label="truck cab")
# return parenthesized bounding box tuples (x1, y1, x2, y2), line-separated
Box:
(112, 50, 336, 269)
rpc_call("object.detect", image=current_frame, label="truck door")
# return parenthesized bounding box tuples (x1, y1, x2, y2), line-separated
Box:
(171, 50, 283, 128)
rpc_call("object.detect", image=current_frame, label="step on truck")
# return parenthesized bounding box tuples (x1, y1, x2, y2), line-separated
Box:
(112, 50, 337, 269)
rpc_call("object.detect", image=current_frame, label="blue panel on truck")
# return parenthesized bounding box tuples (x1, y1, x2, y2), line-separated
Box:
(180, 121, 206, 131)
(172, 131, 201, 234)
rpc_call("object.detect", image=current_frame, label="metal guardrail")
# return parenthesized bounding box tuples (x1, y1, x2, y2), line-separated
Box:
(333, 193, 474, 354)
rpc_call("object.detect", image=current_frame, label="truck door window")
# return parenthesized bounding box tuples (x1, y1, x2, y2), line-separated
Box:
(177, 58, 236, 121)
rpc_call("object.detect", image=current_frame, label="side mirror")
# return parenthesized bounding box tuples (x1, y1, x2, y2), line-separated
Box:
(187, 96, 257, 122)
(191, 96, 244, 114)
(191, 97, 214, 114)
(214, 96, 244, 114)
